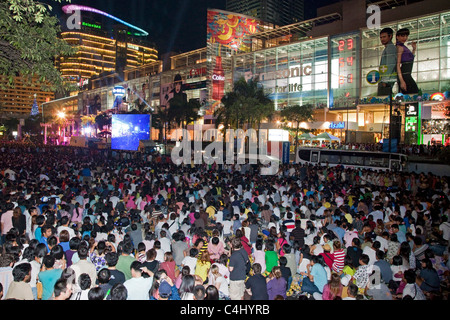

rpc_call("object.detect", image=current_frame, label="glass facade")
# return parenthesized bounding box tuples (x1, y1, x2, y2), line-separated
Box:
(233, 10, 450, 111)
(361, 11, 450, 98)
(234, 36, 329, 110)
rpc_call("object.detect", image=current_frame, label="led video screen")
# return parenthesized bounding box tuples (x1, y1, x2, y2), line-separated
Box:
(111, 114, 150, 151)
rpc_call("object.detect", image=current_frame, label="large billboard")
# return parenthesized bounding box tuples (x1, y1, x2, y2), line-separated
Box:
(111, 114, 150, 151)
(206, 9, 265, 115)
(206, 9, 261, 53)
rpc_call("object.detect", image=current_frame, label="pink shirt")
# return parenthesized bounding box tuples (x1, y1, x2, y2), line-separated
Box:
(208, 241, 224, 260)
(1, 210, 13, 235)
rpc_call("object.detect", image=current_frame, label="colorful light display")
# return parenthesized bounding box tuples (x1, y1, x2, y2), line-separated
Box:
(62, 4, 149, 37)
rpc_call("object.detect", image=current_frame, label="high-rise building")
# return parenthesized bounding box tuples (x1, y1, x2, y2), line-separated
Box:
(226, 0, 304, 26)
(0, 76, 54, 115)
(57, 4, 158, 91)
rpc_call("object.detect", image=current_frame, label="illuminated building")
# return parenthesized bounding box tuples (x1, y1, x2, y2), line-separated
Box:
(57, 5, 158, 91)
(0, 76, 54, 115)
(56, 0, 450, 148)
(231, 0, 450, 144)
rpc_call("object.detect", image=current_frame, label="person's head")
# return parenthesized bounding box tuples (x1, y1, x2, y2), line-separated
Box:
(231, 237, 242, 250)
(392, 255, 403, 266)
(12, 263, 31, 282)
(77, 246, 89, 260)
(193, 285, 206, 300)
(164, 251, 174, 262)
(69, 237, 81, 251)
(404, 269, 416, 284)
(372, 240, 381, 250)
(359, 254, 370, 266)
(105, 252, 119, 267)
(211, 236, 220, 246)
(279, 256, 287, 267)
(210, 264, 221, 278)
(110, 283, 127, 300)
(122, 241, 134, 255)
(59, 230, 70, 243)
(189, 248, 199, 258)
(97, 268, 111, 285)
(53, 278, 73, 300)
(333, 240, 341, 251)
(252, 263, 262, 275)
(47, 235, 58, 250)
(145, 248, 156, 261)
(198, 250, 210, 264)
(158, 280, 172, 299)
(42, 255, 55, 269)
(130, 261, 143, 278)
(88, 287, 105, 300)
(376, 249, 385, 261)
(50, 244, 65, 260)
(351, 237, 361, 248)
(421, 258, 434, 270)
(347, 283, 358, 298)
(78, 273, 92, 290)
(271, 266, 282, 279)
(396, 28, 410, 43)
(205, 285, 219, 300)
(41, 225, 52, 238)
(179, 274, 195, 295)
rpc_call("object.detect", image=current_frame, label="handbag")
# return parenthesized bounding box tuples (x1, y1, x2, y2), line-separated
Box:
(36, 281, 43, 300)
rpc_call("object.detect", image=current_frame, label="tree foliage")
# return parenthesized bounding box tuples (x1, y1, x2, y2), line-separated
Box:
(0, 0, 76, 93)
(280, 104, 315, 150)
(215, 77, 275, 132)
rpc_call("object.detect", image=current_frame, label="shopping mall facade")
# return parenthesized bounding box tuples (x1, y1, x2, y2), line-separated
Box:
(45, 0, 450, 146)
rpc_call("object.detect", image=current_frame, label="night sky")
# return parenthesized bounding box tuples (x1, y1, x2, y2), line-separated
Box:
(47, 0, 340, 55)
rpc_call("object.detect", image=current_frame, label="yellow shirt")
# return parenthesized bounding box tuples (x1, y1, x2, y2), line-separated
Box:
(206, 206, 216, 220)
(195, 261, 211, 282)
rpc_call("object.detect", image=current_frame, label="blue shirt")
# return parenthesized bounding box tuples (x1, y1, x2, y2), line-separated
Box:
(396, 230, 407, 243)
(311, 263, 328, 293)
(38, 268, 63, 300)
(40, 236, 50, 253)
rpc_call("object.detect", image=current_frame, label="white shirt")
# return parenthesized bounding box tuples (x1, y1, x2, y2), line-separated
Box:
(159, 237, 172, 253)
(124, 276, 154, 300)
(213, 275, 229, 297)
(362, 246, 377, 265)
(57, 225, 76, 241)
(439, 222, 450, 241)
(369, 210, 384, 223)
(181, 256, 197, 275)
(375, 235, 389, 252)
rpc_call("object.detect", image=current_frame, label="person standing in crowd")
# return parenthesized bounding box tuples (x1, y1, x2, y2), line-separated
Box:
(228, 237, 248, 300)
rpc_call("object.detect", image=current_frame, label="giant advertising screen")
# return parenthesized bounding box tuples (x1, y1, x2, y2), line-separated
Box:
(111, 114, 150, 151)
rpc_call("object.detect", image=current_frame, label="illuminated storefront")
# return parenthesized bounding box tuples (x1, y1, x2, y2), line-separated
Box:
(231, 9, 450, 143)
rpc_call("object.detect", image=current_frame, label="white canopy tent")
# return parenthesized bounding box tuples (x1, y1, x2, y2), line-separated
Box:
(314, 132, 341, 143)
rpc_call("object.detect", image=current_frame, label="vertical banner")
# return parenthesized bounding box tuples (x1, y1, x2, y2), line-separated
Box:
(206, 9, 264, 115)
(282, 141, 290, 164)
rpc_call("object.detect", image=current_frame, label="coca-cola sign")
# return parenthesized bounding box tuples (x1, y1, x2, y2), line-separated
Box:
(212, 74, 225, 81)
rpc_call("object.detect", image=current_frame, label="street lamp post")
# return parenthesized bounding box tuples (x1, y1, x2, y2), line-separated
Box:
(40, 123, 51, 145)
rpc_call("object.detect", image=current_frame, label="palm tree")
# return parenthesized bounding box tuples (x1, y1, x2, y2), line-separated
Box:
(215, 76, 274, 138)
(169, 98, 201, 130)
(280, 104, 315, 153)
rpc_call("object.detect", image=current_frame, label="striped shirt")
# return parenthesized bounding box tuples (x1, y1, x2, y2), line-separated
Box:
(332, 249, 346, 273)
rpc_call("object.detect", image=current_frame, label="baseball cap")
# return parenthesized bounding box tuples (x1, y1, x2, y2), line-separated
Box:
(159, 280, 172, 298)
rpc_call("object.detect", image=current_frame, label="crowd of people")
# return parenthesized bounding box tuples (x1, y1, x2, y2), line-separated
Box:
(308, 141, 448, 158)
(0, 142, 449, 301)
